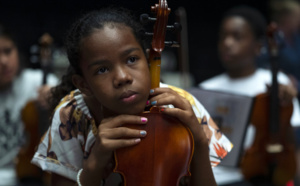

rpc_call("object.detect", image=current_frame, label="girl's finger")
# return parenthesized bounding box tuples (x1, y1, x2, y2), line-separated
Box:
(100, 127, 147, 139)
(160, 107, 184, 118)
(101, 115, 148, 128)
(159, 107, 188, 122)
(103, 138, 142, 151)
(149, 87, 176, 96)
(159, 107, 199, 130)
(150, 93, 190, 110)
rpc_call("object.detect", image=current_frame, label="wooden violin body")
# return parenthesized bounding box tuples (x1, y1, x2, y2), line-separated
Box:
(114, 108, 194, 186)
(16, 101, 43, 181)
(241, 93, 296, 185)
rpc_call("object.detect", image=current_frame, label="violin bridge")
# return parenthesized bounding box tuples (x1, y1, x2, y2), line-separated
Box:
(266, 144, 283, 153)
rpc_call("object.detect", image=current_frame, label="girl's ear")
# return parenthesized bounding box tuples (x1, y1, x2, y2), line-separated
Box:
(72, 74, 93, 96)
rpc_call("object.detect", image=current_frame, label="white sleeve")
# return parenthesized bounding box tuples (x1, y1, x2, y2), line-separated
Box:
(31, 102, 83, 181)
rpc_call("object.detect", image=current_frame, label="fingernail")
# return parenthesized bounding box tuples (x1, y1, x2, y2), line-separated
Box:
(151, 101, 157, 105)
(146, 100, 150, 106)
(140, 130, 147, 136)
(135, 138, 141, 143)
(141, 117, 148, 123)
(150, 89, 154, 94)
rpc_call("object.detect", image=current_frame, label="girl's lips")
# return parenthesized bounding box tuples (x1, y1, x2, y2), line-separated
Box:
(121, 94, 137, 103)
(120, 90, 138, 103)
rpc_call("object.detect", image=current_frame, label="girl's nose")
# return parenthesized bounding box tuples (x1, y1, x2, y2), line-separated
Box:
(113, 66, 133, 88)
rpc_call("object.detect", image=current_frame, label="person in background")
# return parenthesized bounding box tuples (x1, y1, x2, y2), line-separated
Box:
(267, 0, 300, 103)
(199, 6, 300, 186)
(0, 23, 58, 185)
(267, 2, 300, 184)
(31, 7, 233, 186)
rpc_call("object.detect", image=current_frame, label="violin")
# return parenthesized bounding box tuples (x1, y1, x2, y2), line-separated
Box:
(113, 1, 194, 185)
(240, 23, 297, 186)
(16, 33, 53, 184)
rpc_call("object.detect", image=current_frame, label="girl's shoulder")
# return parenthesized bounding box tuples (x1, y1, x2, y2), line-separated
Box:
(53, 89, 97, 136)
(31, 90, 97, 181)
(54, 89, 82, 111)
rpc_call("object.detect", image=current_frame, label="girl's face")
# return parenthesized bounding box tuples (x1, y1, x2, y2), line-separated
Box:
(77, 24, 151, 115)
(218, 17, 260, 71)
(0, 37, 19, 89)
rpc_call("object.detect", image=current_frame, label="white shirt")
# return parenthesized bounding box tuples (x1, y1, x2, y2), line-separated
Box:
(0, 69, 58, 185)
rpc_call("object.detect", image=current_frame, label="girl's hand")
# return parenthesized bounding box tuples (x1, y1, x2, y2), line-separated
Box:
(87, 115, 148, 171)
(148, 88, 207, 144)
(81, 115, 147, 185)
(97, 115, 147, 152)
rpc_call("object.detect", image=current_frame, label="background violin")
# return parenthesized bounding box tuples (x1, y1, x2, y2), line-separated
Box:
(240, 23, 296, 186)
(113, 1, 194, 185)
(16, 33, 53, 185)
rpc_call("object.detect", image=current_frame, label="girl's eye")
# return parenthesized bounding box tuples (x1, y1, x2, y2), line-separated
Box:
(127, 57, 137, 64)
(97, 67, 109, 74)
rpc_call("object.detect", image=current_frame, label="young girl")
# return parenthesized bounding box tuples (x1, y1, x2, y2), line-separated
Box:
(31, 7, 232, 186)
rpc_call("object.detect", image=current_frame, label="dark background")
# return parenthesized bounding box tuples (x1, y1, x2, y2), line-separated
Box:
(0, 0, 270, 85)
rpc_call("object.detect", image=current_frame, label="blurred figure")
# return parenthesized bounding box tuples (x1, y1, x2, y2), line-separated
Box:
(273, 0, 300, 104)
(260, 2, 300, 183)
(0, 23, 58, 185)
(259, 0, 300, 102)
(198, 6, 300, 186)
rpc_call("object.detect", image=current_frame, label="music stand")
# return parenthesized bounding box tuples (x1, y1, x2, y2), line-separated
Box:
(188, 88, 254, 167)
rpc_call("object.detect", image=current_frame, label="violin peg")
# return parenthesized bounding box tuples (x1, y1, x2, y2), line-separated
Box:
(140, 14, 156, 24)
(138, 29, 153, 37)
(165, 41, 180, 48)
(167, 22, 182, 32)
(145, 32, 154, 36)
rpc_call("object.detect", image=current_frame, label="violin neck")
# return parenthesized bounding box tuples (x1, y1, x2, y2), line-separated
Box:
(149, 49, 162, 89)
(42, 66, 49, 85)
(40, 43, 53, 85)
(269, 55, 280, 134)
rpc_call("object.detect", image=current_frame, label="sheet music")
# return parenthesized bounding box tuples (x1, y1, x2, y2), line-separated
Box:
(188, 88, 254, 167)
